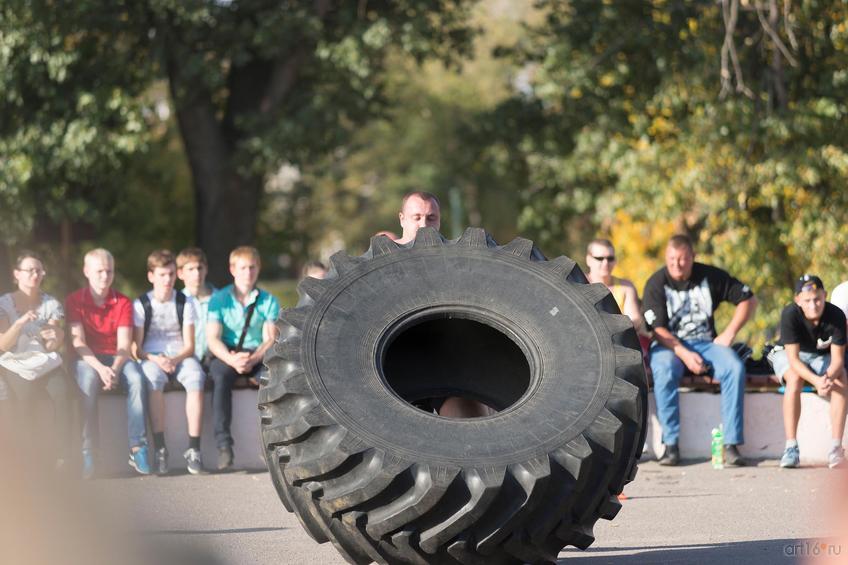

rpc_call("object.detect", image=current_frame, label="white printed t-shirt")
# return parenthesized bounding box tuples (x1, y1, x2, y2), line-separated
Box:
(133, 291, 197, 355)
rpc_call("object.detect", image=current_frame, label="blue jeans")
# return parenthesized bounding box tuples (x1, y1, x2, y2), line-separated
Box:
(75, 356, 148, 451)
(649, 340, 745, 446)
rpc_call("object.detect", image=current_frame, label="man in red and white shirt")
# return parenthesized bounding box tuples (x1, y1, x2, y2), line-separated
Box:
(66, 248, 150, 478)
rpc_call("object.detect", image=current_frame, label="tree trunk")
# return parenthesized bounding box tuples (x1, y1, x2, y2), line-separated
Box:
(196, 168, 263, 287)
(169, 87, 263, 287)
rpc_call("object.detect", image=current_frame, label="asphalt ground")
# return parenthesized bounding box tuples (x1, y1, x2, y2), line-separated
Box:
(37, 457, 839, 565)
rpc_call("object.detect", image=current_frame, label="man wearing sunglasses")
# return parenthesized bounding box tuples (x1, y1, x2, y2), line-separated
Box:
(585, 239, 642, 330)
(642, 235, 757, 466)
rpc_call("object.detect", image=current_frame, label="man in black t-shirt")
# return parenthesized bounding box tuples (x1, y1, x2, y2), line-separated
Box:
(771, 274, 846, 469)
(642, 235, 757, 466)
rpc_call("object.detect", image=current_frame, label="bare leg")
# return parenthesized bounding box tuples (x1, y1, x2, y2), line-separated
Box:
(186, 391, 204, 438)
(782, 370, 803, 440)
(830, 369, 847, 441)
(149, 390, 165, 434)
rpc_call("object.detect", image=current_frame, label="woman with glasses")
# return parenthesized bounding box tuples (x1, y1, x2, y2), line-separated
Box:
(585, 238, 643, 331)
(0, 251, 72, 466)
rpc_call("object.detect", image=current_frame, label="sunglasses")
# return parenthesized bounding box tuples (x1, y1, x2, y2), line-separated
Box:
(591, 255, 616, 262)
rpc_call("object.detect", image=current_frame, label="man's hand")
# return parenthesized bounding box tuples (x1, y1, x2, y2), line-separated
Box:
(679, 349, 708, 374)
(815, 374, 833, 397)
(713, 330, 735, 348)
(149, 354, 176, 374)
(96, 365, 117, 390)
(226, 351, 253, 374)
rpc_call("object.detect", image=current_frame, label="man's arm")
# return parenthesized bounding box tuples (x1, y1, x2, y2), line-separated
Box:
(827, 344, 846, 381)
(171, 322, 195, 364)
(113, 326, 134, 373)
(70, 322, 116, 388)
(247, 321, 279, 369)
(785, 343, 826, 387)
(714, 296, 757, 347)
(620, 282, 643, 331)
(207, 320, 237, 369)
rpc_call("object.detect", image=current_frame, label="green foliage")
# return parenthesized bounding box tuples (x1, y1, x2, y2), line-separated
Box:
(259, 3, 533, 262)
(0, 1, 153, 244)
(494, 0, 848, 347)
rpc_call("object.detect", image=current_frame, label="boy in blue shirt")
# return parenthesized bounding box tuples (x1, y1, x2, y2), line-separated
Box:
(207, 246, 280, 470)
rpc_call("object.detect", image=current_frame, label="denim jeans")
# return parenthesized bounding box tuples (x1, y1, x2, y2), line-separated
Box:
(75, 355, 148, 451)
(209, 357, 265, 448)
(649, 340, 745, 446)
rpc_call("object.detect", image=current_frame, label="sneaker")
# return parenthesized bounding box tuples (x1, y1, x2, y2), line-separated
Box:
(724, 444, 748, 467)
(184, 448, 203, 475)
(217, 445, 234, 471)
(82, 450, 95, 480)
(658, 444, 680, 466)
(828, 447, 845, 469)
(155, 446, 169, 475)
(780, 445, 800, 468)
(128, 445, 151, 475)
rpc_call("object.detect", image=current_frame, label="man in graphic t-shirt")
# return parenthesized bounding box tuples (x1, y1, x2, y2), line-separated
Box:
(642, 235, 757, 466)
(772, 275, 846, 469)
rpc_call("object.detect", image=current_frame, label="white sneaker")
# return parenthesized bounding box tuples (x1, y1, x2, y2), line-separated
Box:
(184, 448, 203, 475)
(828, 447, 845, 469)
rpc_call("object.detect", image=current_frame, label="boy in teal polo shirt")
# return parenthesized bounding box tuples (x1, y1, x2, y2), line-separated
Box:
(207, 246, 280, 470)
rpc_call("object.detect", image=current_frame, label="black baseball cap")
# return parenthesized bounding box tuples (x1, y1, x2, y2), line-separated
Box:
(794, 274, 825, 295)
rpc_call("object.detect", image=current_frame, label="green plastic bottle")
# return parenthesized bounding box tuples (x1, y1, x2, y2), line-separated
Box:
(711, 425, 724, 469)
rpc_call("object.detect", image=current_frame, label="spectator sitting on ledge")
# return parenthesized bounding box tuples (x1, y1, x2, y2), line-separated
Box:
(772, 274, 846, 469)
(206, 246, 280, 471)
(585, 238, 643, 331)
(642, 234, 757, 467)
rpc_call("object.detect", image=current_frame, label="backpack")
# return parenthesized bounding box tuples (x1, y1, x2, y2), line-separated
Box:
(139, 292, 186, 340)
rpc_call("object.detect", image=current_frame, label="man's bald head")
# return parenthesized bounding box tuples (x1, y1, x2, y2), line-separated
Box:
(398, 191, 441, 244)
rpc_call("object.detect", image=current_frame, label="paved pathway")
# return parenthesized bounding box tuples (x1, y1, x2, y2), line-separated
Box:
(71, 458, 842, 564)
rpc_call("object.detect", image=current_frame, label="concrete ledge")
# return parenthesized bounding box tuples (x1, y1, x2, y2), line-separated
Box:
(90, 389, 847, 473)
(644, 391, 848, 463)
(95, 389, 264, 475)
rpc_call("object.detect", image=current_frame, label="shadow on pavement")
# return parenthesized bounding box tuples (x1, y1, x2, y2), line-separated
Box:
(558, 538, 802, 564)
(143, 527, 288, 536)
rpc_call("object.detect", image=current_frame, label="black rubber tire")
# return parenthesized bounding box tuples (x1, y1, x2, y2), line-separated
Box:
(259, 227, 648, 565)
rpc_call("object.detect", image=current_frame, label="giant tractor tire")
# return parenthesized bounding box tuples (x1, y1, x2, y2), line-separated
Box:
(259, 227, 648, 564)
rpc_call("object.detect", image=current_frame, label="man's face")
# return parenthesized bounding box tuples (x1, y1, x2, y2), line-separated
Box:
(230, 257, 260, 290)
(148, 265, 177, 294)
(794, 288, 826, 321)
(84, 256, 114, 294)
(398, 196, 440, 243)
(178, 261, 207, 289)
(665, 244, 694, 282)
(586, 243, 616, 277)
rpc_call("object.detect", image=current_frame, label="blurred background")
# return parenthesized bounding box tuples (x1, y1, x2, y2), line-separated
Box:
(2, 0, 848, 349)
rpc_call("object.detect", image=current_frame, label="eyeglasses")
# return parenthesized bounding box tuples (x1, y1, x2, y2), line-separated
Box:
(591, 255, 616, 262)
(16, 268, 46, 276)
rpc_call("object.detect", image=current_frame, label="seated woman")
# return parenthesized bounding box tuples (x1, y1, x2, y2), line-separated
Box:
(0, 251, 72, 465)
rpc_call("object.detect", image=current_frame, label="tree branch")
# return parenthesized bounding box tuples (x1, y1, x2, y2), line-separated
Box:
(755, 0, 798, 67)
(783, 0, 798, 50)
(720, 0, 754, 99)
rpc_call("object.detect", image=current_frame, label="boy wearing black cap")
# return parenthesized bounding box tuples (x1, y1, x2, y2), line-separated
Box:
(772, 274, 847, 469)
